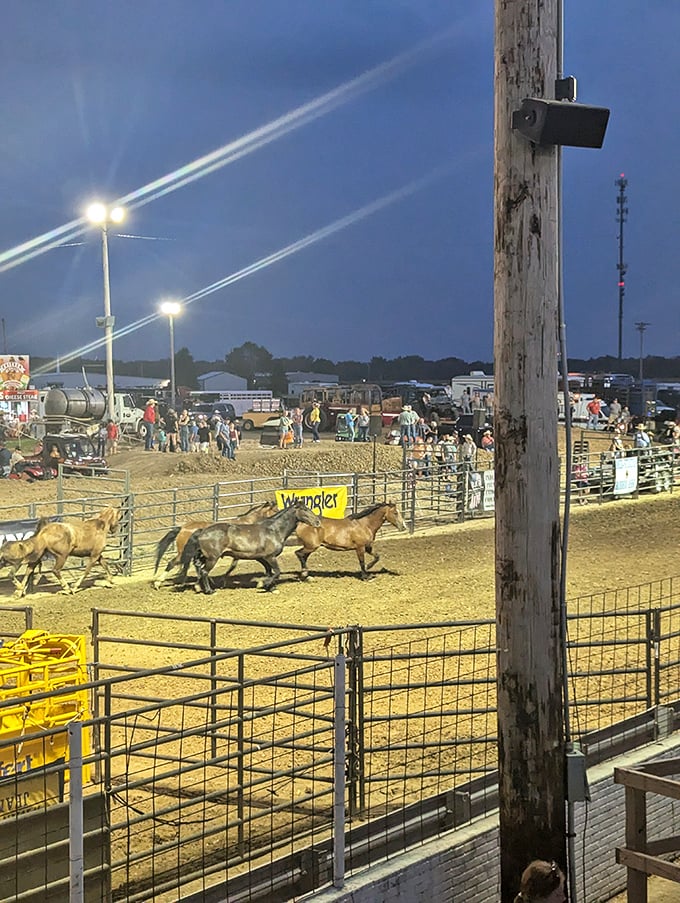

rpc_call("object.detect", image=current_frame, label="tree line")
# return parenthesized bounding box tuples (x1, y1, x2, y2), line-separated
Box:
(33, 342, 680, 395)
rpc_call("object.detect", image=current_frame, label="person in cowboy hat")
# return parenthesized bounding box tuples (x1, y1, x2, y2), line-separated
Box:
(143, 399, 157, 451)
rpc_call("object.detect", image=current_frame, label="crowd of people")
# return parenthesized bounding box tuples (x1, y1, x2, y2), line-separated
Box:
(141, 399, 241, 459)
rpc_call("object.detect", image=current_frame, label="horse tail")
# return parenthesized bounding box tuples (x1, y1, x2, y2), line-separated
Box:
(177, 531, 203, 586)
(153, 527, 182, 575)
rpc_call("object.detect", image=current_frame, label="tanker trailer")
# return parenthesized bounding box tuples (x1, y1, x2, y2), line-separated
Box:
(40, 388, 146, 436)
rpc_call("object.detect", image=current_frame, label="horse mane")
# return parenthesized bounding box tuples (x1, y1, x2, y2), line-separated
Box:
(243, 500, 275, 515)
(32, 516, 52, 537)
(348, 502, 389, 520)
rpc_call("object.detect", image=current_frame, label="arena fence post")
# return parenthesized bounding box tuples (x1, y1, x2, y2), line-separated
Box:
(212, 483, 220, 520)
(333, 651, 347, 888)
(346, 627, 366, 817)
(651, 607, 661, 707)
(237, 652, 246, 854)
(68, 721, 85, 903)
(210, 620, 218, 759)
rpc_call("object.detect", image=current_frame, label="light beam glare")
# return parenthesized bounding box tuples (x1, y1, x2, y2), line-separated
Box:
(33, 157, 479, 375)
(1, 25, 464, 274)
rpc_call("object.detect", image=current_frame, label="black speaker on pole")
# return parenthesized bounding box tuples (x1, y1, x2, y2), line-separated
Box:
(512, 98, 610, 148)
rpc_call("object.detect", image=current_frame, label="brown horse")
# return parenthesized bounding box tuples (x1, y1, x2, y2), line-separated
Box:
(177, 502, 320, 593)
(294, 501, 406, 580)
(152, 500, 279, 589)
(14, 505, 122, 597)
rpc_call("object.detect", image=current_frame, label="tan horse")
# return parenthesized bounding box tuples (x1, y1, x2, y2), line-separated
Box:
(294, 501, 406, 580)
(14, 505, 122, 597)
(152, 500, 279, 589)
(0, 517, 51, 592)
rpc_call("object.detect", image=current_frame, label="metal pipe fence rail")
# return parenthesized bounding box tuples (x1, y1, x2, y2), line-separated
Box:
(0, 604, 33, 641)
(0, 444, 676, 591)
(1, 576, 680, 902)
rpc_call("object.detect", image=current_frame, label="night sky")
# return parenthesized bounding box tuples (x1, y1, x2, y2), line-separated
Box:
(1, 1, 678, 367)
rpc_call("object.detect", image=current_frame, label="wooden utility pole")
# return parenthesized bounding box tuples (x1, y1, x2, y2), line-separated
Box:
(494, 2, 566, 900)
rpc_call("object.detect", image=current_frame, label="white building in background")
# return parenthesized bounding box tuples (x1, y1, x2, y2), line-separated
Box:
(286, 372, 339, 397)
(196, 371, 248, 392)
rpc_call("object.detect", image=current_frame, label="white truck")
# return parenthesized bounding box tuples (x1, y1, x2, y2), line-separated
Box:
(35, 388, 147, 436)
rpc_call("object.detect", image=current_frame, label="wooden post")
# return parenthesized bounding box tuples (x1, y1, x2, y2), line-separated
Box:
(494, 2, 566, 900)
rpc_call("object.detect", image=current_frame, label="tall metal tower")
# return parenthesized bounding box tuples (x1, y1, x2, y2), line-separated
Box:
(616, 174, 628, 361)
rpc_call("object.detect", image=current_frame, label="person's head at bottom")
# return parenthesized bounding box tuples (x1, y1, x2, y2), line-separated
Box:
(514, 860, 566, 903)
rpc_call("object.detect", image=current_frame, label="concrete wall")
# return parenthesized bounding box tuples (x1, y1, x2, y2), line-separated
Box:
(309, 734, 680, 903)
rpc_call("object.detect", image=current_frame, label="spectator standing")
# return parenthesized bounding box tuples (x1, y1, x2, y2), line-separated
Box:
(165, 408, 178, 453)
(227, 421, 239, 460)
(398, 406, 412, 447)
(143, 399, 157, 450)
(620, 406, 632, 433)
(178, 409, 190, 453)
(189, 417, 199, 452)
(291, 407, 304, 447)
(586, 395, 602, 429)
(157, 423, 168, 452)
(357, 407, 370, 442)
(309, 402, 321, 443)
(344, 409, 357, 442)
(106, 420, 119, 456)
(278, 410, 292, 449)
(215, 417, 229, 456)
(607, 397, 622, 429)
(96, 422, 107, 457)
(460, 434, 477, 469)
(197, 417, 211, 452)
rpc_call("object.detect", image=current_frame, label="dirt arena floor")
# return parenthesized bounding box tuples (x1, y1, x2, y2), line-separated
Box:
(1, 432, 678, 661)
(2, 434, 679, 902)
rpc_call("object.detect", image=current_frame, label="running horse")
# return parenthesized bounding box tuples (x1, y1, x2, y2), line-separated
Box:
(152, 500, 279, 589)
(12, 505, 122, 597)
(0, 517, 51, 593)
(177, 502, 320, 594)
(294, 501, 406, 580)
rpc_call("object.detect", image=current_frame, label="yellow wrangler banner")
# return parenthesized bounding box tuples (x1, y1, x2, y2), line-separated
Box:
(275, 486, 348, 518)
(0, 764, 63, 820)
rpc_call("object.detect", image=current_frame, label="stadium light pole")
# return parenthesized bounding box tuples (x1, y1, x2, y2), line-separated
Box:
(160, 300, 182, 410)
(86, 202, 125, 422)
(635, 321, 650, 383)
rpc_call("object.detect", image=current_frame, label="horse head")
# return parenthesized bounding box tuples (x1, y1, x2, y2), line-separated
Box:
(99, 506, 122, 534)
(292, 502, 321, 528)
(385, 502, 407, 532)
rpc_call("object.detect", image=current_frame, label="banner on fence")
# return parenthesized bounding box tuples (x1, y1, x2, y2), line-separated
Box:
(467, 471, 495, 513)
(0, 519, 40, 545)
(614, 457, 639, 495)
(275, 486, 348, 518)
(0, 760, 64, 820)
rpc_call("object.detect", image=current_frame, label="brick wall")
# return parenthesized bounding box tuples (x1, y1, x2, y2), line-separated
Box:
(309, 734, 680, 903)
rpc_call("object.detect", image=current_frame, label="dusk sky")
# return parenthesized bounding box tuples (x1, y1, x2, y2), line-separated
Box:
(1, 1, 678, 367)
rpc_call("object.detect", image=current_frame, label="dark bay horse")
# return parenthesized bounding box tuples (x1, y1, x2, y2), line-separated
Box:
(13, 505, 121, 596)
(294, 501, 406, 580)
(177, 502, 320, 594)
(152, 500, 278, 589)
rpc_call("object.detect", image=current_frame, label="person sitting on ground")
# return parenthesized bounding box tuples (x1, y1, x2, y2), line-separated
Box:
(0, 440, 12, 477)
(9, 445, 24, 474)
(514, 859, 566, 903)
